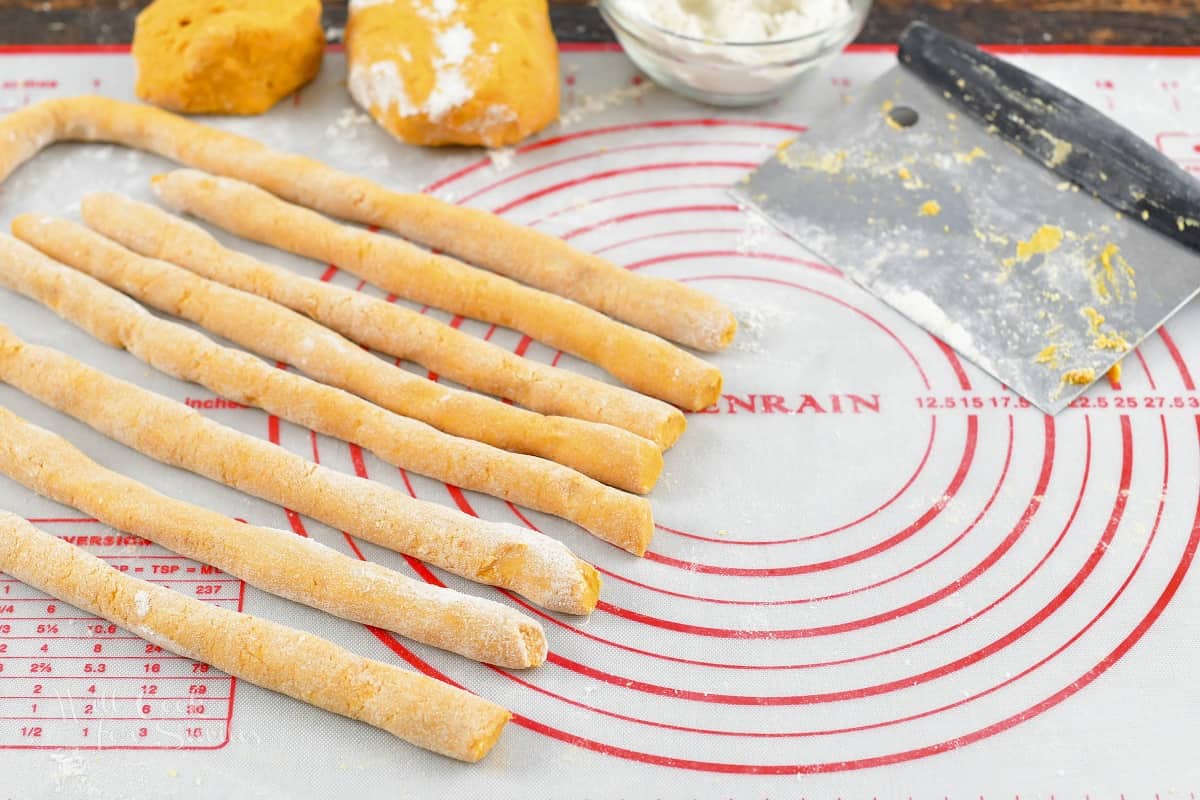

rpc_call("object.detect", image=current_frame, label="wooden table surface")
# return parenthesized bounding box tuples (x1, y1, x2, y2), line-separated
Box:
(0, 0, 1197, 47)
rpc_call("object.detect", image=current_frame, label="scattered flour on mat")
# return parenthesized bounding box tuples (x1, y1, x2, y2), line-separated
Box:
(487, 147, 515, 171)
(324, 107, 373, 140)
(730, 303, 783, 353)
(558, 81, 655, 127)
(736, 213, 775, 254)
(51, 753, 87, 779)
(49, 752, 96, 796)
(84, 144, 114, 162)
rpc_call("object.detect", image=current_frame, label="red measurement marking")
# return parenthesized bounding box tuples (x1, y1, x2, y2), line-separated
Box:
(1159, 328, 1195, 390)
(1154, 132, 1200, 170)
(0, 521, 241, 750)
(1087, 78, 1118, 110)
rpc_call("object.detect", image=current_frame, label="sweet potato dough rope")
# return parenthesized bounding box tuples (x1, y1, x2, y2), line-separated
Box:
(75, 191, 686, 448)
(0, 405, 547, 669)
(0, 95, 736, 351)
(12, 210, 664, 498)
(150, 169, 723, 412)
(0, 324, 602, 614)
(1, 227, 654, 554)
(0, 512, 511, 762)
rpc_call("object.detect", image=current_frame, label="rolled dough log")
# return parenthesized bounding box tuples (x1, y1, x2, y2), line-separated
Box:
(0, 96, 735, 351)
(150, 169, 723, 411)
(0, 511, 510, 761)
(0, 404, 546, 669)
(69, 193, 685, 448)
(1, 227, 654, 554)
(17, 207, 664, 497)
(0, 324, 602, 613)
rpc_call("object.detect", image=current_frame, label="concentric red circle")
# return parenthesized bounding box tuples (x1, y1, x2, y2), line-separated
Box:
(268, 118, 1198, 774)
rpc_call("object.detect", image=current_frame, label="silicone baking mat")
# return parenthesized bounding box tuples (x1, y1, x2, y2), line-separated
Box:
(1, 44, 1199, 798)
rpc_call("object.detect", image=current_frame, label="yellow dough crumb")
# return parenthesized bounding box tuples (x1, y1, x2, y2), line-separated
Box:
(1062, 368, 1096, 385)
(346, 0, 560, 147)
(133, 0, 324, 115)
(918, 200, 942, 217)
(1089, 243, 1137, 303)
(956, 147, 987, 164)
(1093, 332, 1130, 351)
(1107, 362, 1123, 383)
(1004, 224, 1064, 269)
(1035, 344, 1059, 365)
(1080, 305, 1129, 351)
(1018, 225, 1064, 260)
(779, 148, 847, 174)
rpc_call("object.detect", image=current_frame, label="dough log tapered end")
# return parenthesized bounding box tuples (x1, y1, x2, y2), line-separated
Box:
(579, 561, 603, 612)
(488, 532, 602, 615)
(564, 421, 664, 496)
(709, 310, 739, 354)
(462, 709, 512, 764)
(575, 491, 654, 556)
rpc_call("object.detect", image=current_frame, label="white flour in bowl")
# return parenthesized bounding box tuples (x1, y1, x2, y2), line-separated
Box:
(635, 0, 854, 45)
(604, 0, 861, 103)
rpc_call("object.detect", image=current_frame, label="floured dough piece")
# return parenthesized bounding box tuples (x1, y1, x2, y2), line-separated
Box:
(133, 0, 325, 115)
(0, 324, 601, 614)
(0, 404, 546, 669)
(0, 512, 510, 762)
(346, 0, 559, 146)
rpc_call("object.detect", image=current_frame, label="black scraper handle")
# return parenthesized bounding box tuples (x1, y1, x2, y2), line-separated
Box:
(898, 21, 1200, 255)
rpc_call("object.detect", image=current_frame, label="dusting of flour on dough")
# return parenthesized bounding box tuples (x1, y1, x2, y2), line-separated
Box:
(348, 60, 418, 117)
(134, 590, 151, 618)
(350, 4, 480, 123)
(419, 0, 457, 21)
(425, 23, 477, 120)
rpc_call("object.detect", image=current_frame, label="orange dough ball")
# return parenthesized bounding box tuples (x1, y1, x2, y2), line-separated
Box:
(133, 0, 325, 115)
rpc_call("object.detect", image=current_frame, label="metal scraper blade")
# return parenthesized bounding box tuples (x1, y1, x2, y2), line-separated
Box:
(732, 35, 1200, 415)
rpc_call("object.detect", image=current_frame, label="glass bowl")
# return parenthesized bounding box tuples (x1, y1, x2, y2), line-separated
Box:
(598, 0, 873, 107)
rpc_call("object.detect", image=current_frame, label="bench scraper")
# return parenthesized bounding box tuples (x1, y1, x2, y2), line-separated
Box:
(732, 21, 1200, 414)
